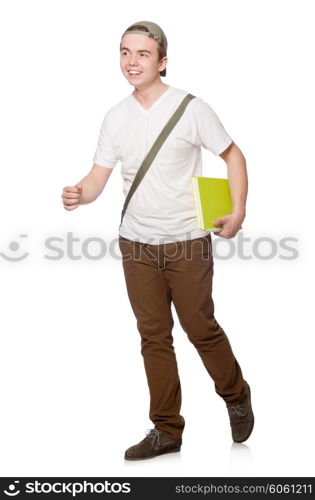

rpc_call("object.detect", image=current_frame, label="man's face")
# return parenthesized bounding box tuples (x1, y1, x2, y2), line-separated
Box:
(120, 34, 167, 88)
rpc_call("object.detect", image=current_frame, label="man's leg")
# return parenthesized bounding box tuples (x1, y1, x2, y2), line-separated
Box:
(119, 236, 185, 440)
(163, 233, 247, 407)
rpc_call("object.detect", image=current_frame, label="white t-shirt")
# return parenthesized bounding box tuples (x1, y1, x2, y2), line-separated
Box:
(93, 86, 233, 244)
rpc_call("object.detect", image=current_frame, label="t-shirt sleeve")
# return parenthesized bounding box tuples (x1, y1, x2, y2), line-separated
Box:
(191, 97, 233, 155)
(92, 113, 119, 168)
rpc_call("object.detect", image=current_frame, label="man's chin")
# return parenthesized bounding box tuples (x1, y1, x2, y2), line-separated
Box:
(130, 81, 147, 90)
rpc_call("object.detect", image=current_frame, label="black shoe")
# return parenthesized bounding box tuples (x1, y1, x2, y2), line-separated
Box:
(124, 429, 182, 460)
(227, 381, 254, 443)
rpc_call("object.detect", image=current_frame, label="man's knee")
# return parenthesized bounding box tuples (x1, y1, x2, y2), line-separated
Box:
(180, 315, 224, 347)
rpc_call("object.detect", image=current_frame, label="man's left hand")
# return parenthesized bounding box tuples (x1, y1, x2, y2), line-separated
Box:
(212, 211, 245, 239)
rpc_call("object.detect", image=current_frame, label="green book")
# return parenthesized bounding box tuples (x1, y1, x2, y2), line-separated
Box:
(191, 176, 233, 231)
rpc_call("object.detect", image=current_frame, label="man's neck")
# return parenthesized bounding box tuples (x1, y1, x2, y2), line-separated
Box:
(132, 81, 169, 109)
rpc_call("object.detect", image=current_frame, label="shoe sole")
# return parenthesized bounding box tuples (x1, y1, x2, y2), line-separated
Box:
(233, 383, 255, 443)
(124, 446, 181, 461)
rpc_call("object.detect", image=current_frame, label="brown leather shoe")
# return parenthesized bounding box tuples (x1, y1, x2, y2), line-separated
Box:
(124, 429, 182, 460)
(227, 381, 254, 443)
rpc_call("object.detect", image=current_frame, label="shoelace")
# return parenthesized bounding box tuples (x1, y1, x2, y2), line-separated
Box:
(228, 405, 247, 417)
(145, 428, 161, 446)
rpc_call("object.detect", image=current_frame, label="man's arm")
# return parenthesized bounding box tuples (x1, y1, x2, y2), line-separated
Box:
(212, 142, 248, 238)
(62, 164, 113, 211)
(78, 164, 113, 204)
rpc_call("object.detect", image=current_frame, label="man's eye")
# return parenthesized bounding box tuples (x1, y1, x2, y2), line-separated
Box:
(140, 53, 147, 57)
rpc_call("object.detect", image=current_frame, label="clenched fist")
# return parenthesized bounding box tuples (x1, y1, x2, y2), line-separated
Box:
(62, 183, 82, 211)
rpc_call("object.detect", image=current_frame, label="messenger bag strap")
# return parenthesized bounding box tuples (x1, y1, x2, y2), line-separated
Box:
(120, 93, 196, 226)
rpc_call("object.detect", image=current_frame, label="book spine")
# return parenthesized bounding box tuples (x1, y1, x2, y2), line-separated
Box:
(191, 177, 204, 229)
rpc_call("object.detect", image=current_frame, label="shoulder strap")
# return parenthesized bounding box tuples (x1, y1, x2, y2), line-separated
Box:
(120, 93, 196, 226)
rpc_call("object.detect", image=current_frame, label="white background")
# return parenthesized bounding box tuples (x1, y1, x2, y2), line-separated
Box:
(0, 0, 314, 477)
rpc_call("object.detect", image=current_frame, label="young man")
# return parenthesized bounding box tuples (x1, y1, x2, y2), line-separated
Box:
(62, 21, 254, 460)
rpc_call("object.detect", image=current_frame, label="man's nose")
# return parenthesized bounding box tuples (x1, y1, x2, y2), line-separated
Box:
(129, 54, 139, 65)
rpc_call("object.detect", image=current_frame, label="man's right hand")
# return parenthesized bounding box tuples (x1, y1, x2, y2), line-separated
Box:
(62, 164, 113, 209)
(62, 183, 82, 211)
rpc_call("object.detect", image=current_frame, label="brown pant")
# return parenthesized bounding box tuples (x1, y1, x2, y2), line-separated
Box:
(118, 233, 247, 440)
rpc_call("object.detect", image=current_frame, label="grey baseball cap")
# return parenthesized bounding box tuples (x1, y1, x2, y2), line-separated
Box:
(121, 21, 167, 77)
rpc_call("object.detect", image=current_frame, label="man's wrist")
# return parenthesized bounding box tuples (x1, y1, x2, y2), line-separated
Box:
(233, 207, 246, 218)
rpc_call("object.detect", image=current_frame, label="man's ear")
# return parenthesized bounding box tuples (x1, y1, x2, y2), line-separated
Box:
(159, 56, 168, 72)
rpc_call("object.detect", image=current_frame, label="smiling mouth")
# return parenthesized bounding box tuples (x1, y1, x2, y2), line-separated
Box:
(128, 71, 142, 76)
